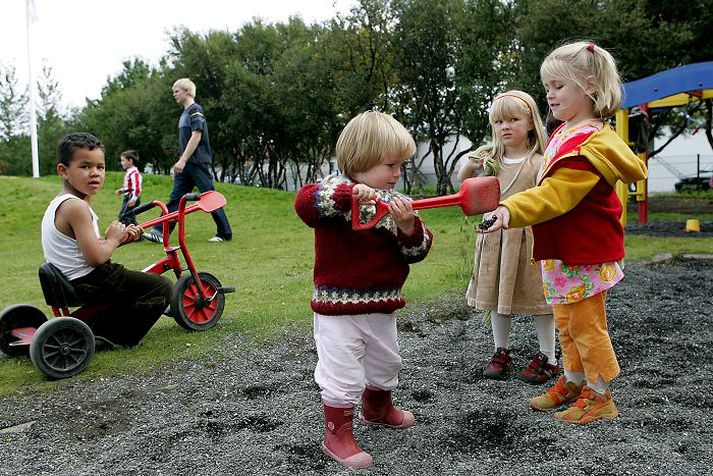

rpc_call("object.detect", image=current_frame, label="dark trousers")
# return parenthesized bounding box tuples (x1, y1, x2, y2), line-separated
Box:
(118, 195, 140, 225)
(71, 262, 173, 347)
(152, 161, 232, 238)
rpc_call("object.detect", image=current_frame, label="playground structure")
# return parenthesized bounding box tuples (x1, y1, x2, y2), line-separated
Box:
(616, 61, 713, 224)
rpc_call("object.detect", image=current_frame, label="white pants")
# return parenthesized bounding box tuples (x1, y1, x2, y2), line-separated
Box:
(313, 312, 402, 406)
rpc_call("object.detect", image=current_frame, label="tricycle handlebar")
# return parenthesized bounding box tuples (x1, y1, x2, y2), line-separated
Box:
(131, 201, 159, 217)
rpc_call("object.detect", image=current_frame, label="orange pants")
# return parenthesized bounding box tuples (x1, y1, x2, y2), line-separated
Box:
(553, 291, 620, 384)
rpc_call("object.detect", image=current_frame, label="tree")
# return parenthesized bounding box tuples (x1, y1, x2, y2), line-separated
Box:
(0, 63, 28, 141)
(327, 0, 396, 115)
(78, 59, 175, 175)
(0, 62, 29, 175)
(513, 0, 712, 152)
(391, 0, 513, 195)
(36, 62, 71, 175)
(454, 0, 517, 176)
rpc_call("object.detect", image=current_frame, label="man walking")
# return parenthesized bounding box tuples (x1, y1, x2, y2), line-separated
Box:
(145, 78, 232, 243)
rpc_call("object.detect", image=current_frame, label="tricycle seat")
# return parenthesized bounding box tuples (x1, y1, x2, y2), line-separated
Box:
(38, 263, 85, 308)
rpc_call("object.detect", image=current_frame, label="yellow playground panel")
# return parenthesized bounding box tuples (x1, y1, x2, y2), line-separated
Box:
(616, 62, 713, 224)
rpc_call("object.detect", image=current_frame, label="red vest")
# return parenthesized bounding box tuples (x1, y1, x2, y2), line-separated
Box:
(531, 128, 625, 265)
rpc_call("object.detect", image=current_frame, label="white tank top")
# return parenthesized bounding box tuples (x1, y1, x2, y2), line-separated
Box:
(41, 194, 100, 280)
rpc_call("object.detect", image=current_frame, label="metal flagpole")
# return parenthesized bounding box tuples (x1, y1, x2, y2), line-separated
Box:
(26, 0, 40, 178)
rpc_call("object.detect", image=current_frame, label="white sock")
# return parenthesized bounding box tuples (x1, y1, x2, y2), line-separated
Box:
(564, 370, 585, 386)
(588, 376, 610, 395)
(491, 312, 512, 350)
(533, 314, 556, 364)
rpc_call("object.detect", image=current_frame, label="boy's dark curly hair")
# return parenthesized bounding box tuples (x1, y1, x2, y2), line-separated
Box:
(56, 132, 104, 166)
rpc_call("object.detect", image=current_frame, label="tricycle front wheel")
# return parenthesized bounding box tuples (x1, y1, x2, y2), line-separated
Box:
(171, 272, 225, 331)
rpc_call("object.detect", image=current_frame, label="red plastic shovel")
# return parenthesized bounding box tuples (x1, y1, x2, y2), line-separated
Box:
(352, 176, 500, 230)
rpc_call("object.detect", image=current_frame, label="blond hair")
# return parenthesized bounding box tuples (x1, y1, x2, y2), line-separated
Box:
(540, 41, 621, 117)
(476, 90, 547, 176)
(172, 78, 196, 98)
(336, 111, 416, 179)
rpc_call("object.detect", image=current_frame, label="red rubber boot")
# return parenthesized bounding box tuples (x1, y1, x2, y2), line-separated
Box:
(360, 387, 415, 429)
(322, 404, 373, 469)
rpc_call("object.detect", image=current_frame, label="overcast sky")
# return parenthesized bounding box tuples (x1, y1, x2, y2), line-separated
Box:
(0, 0, 355, 110)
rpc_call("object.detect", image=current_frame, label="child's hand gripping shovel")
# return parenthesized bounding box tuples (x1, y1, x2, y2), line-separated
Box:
(351, 176, 501, 230)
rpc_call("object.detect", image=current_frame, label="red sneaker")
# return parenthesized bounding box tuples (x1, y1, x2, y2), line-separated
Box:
(483, 347, 511, 379)
(518, 352, 560, 385)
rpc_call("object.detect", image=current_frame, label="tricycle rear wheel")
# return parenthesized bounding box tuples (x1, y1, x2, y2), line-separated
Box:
(30, 317, 95, 379)
(0, 304, 48, 357)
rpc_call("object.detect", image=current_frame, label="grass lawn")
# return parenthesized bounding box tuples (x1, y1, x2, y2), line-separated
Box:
(0, 173, 711, 395)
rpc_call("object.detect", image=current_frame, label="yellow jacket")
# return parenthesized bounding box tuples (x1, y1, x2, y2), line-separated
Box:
(502, 122, 647, 265)
(504, 123, 647, 229)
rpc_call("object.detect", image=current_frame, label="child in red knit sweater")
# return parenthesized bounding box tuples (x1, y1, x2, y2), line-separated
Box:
(295, 111, 433, 469)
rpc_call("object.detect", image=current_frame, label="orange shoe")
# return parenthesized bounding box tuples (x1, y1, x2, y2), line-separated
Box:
(530, 375, 582, 411)
(554, 386, 618, 425)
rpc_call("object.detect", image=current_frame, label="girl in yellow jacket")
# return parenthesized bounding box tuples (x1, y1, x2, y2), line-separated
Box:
(480, 41, 647, 425)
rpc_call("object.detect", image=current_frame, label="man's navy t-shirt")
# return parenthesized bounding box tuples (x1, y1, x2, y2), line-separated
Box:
(179, 103, 212, 164)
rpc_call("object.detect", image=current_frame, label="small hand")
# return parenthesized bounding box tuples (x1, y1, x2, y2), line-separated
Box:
(116, 188, 123, 196)
(173, 159, 187, 174)
(388, 198, 415, 235)
(353, 184, 380, 205)
(105, 220, 128, 243)
(476, 206, 510, 234)
(128, 198, 137, 207)
(125, 224, 143, 242)
(467, 151, 485, 168)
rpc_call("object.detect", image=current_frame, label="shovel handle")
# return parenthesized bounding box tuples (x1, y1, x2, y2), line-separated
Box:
(351, 200, 391, 231)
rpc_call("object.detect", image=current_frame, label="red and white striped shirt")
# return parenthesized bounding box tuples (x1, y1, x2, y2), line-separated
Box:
(121, 166, 142, 201)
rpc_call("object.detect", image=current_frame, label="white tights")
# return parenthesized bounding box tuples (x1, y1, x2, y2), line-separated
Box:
(491, 312, 557, 364)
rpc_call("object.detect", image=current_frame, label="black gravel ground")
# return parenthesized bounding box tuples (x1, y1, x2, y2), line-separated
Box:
(626, 220, 713, 237)
(1, 257, 712, 476)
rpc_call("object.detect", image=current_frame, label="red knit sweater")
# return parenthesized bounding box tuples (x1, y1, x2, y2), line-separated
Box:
(294, 174, 433, 315)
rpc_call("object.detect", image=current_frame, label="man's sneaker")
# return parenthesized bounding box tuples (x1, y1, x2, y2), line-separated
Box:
(553, 386, 618, 425)
(518, 352, 560, 385)
(482, 347, 511, 379)
(530, 375, 582, 411)
(142, 231, 163, 243)
(208, 235, 231, 242)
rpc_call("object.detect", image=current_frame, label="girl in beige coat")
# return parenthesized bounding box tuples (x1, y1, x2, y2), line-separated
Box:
(458, 90, 557, 384)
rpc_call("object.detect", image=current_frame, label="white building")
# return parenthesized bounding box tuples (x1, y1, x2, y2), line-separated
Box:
(648, 128, 713, 192)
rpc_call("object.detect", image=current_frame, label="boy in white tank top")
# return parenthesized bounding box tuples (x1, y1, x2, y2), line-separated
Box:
(41, 133, 172, 347)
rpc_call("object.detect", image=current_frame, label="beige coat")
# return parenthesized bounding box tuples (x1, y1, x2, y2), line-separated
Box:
(465, 154, 551, 315)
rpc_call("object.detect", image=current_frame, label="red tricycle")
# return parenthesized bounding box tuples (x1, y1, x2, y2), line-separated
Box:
(0, 191, 234, 379)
